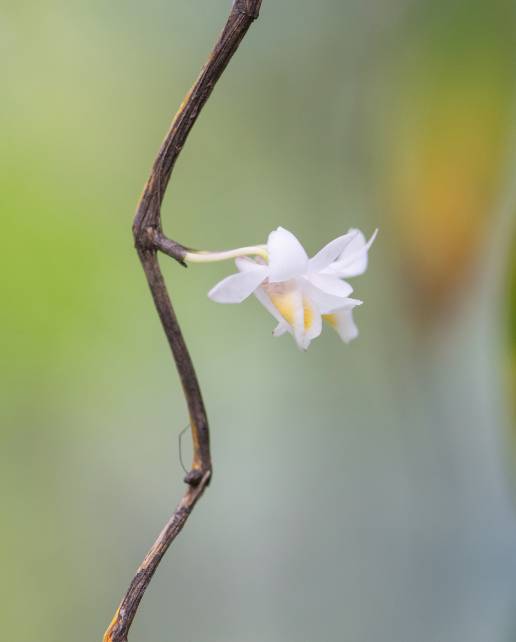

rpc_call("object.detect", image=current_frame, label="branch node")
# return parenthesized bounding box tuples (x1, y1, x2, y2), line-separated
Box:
(153, 230, 188, 266)
(184, 468, 208, 486)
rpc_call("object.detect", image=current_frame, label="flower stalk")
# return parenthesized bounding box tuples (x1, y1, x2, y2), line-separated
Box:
(184, 245, 268, 263)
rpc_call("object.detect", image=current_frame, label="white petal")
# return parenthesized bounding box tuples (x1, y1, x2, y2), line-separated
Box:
(302, 280, 362, 315)
(308, 231, 359, 273)
(289, 288, 308, 350)
(304, 273, 353, 298)
(267, 227, 308, 283)
(301, 296, 322, 350)
(324, 309, 359, 343)
(208, 265, 267, 303)
(273, 321, 290, 337)
(323, 228, 377, 278)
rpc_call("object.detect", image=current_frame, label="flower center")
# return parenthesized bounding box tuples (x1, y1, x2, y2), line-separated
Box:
(268, 289, 297, 327)
(264, 281, 314, 331)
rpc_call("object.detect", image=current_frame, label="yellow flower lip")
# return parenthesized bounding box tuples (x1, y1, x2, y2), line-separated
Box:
(264, 281, 315, 340)
(267, 285, 297, 328)
(303, 299, 314, 331)
(323, 313, 337, 329)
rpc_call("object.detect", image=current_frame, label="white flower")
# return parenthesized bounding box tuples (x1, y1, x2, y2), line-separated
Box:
(206, 227, 376, 350)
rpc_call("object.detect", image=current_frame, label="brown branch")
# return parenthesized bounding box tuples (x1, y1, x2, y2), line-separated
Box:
(103, 2, 263, 641)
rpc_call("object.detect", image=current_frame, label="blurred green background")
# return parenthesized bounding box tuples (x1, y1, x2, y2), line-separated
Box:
(2, 1, 516, 640)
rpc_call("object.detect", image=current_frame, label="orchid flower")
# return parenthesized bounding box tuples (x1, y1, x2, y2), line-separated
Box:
(185, 227, 376, 350)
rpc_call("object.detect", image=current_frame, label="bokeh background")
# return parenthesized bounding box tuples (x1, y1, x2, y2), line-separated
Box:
(2, 1, 516, 640)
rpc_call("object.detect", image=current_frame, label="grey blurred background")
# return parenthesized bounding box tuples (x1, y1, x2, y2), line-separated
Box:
(2, 1, 516, 640)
